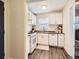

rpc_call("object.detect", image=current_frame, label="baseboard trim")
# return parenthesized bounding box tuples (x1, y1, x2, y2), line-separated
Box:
(36, 44, 49, 50)
(37, 43, 48, 46)
(63, 48, 72, 59)
(49, 45, 64, 49)
(28, 48, 37, 55)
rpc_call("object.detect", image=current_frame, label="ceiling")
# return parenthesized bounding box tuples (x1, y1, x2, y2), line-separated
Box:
(28, 0, 68, 14)
(75, 0, 79, 2)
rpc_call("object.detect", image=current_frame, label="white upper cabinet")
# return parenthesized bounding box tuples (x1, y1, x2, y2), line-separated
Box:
(49, 13, 62, 25)
(37, 12, 62, 26)
(28, 11, 32, 25)
(28, 10, 33, 20)
(28, 11, 36, 25)
(38, 18, 49, 25)
(32, 13, 36, 25)
(55, 13, 62, 24)
(49, 14, 56, 25)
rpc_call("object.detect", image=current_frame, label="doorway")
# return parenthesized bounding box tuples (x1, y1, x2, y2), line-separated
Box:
(0, 1, 4, 59)
(27, 0, 75, 59)
(75, 3, 79, 59)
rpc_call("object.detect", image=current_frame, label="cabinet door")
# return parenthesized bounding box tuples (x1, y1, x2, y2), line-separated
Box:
(31, 36, 37, 52)
(30, 33, 37, 53)
(49, 14, 56, 25)
(32, 14, 36, 25)
(49, 34, 57, 46)
(58, 34, 64, 47)
(28, 11, 32, 25)
(37, 33, 48, 45)
(55, 13, 62, 24)
(28, 11, 32, 19)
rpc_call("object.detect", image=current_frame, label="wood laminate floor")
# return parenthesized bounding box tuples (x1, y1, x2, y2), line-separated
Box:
(28, 47, 68, 59)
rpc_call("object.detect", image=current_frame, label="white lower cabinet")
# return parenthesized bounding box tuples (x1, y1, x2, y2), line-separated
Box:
(49, 34, 64, 47)
(58, 34, 64, 47)
(49, 34, 57, 46)
(37, 33, 64, 48)
(37, 33, 48, 45)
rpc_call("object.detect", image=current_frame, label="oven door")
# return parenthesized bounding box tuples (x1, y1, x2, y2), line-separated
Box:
(30, 33, 37, 53)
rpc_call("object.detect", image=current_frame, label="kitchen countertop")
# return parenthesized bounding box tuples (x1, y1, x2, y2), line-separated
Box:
(36, 31, 64, 34)
(28, 31, 64, 34)
(28, 32, 37, 36)
(28, 32, 36, 34)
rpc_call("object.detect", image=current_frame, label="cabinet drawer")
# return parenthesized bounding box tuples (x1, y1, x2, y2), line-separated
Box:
(49, 41, 57, 46)
(49, 34, 57, 46)
(58, 34, 64, 38)
(59, 38, 64, 42)
(58, 34, 64, 47)
(38, 34, 48, 40)
(37, 33, 48, 45)
(49, 34, 57, 39)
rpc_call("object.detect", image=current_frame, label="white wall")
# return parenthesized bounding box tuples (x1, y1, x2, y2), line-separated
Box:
(37, 12, 62, 21)
(4, 0, 11, 59)
(25, 3, 29, 59)
(63, 0, 75, 59)
(5, 0, 28, 59)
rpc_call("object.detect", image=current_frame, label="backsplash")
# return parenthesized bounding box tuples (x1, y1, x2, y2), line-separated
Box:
(35, 25, 48, 31)
(35, 25, 60, 33)
(48, 25, 58, 31)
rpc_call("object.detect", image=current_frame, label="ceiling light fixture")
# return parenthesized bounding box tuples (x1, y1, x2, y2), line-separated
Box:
(42, 5, 47, 9)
